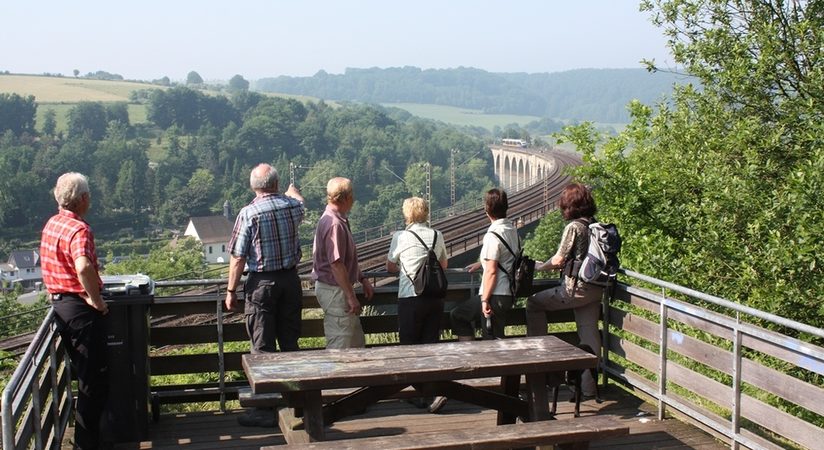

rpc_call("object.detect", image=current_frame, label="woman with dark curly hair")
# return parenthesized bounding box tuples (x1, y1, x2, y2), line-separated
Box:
(526, 182, 604, 398)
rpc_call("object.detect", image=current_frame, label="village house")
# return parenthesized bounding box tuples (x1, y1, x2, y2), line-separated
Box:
(3, 249, 42, 289)
(183, 201, 234, 264)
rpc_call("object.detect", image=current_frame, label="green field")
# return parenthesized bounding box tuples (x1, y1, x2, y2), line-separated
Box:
(382, 103, 541, 131)
(1, 74, 160, 134)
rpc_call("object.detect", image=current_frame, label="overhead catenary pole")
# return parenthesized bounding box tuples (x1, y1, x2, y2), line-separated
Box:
(450, 149, 457, 208)
(425, 162, 432, 224)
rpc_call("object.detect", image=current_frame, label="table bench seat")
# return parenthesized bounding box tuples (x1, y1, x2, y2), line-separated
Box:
(262, 414, 629, 450)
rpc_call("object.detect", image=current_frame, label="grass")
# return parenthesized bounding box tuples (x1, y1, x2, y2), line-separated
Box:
(0, 74, 160, 103)
(1, 74, 158, 134)
(383, 103, 541, 131)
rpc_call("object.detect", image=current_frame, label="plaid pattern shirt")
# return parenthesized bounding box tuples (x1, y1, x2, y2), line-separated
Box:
(40, 209, 102, 294)
(228, 193, 305, 272)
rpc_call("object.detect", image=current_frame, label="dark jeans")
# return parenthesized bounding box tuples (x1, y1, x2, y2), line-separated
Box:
(449, 294, 514, 339)
(398, 296, 444, 345)
(52, 295, 108, 450)
(244, 268, 302, 353)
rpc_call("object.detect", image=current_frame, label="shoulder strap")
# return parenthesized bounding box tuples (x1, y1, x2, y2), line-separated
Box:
(489, 231, 522, 281)
(489, 231, 517, 257)
(406, 229, 431, 251)
(401, 229, 432, 283)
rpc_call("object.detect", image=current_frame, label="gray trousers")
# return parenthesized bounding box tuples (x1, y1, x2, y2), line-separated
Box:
(526, 277, 604, 396)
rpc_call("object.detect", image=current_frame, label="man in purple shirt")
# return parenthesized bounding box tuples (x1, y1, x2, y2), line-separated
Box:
(311, 177, 374, 348)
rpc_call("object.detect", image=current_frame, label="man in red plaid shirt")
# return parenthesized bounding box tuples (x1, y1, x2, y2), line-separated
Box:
(40, 172, 108, 450)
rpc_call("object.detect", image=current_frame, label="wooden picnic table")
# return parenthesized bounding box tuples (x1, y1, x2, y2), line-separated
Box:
(242, 335, 598, 444)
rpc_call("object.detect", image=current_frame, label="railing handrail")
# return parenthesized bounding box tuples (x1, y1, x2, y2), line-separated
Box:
(620, 268, 824, 339)
(613, 268, 824, 450)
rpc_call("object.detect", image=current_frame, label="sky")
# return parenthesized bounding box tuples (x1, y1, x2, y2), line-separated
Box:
(3, 1, 673, 82)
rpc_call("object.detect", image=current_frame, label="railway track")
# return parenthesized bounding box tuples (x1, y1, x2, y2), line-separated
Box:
(298, 148, 580, 274)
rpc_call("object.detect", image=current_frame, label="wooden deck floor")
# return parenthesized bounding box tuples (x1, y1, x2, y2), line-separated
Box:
(109, 385, 728, 449)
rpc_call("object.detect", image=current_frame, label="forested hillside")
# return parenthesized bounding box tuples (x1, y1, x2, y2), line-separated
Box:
(0, 88, 495, 257)
(256, 67, 684, 123)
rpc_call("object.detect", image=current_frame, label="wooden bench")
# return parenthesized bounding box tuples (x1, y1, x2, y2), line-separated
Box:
(262, 414, 629, 450)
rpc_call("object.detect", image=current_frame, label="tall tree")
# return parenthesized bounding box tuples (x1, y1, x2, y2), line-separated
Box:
(0, 93, 36, 137)
(562, 0, 824, 328)
(67, 102, 108, 140)
(42, 109, 57, 136)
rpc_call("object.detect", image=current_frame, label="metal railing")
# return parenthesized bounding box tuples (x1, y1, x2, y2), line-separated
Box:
(1, 309, 72, 450)
(607, 269, 824, 450)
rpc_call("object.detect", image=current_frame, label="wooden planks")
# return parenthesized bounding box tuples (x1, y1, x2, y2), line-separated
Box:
(244, 336, 596, 394)
(265, 415, 629, 450)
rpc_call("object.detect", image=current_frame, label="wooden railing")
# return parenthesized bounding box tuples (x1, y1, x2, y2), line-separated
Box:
(4, 270, 822, 450)
(147, 273, 573, 413)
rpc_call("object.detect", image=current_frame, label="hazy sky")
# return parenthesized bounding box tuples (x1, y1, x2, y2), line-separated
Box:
(3, 1, 673, 82)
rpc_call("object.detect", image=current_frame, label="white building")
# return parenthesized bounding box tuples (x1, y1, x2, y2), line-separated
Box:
(4, 250, 42, 289)
(184, 216, 234, 264)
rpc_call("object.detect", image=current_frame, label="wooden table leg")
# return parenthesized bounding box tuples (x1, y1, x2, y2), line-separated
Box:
(302, 390, 325, 442)
(525, 372, 551, 421)
(497, 374, 521, 425)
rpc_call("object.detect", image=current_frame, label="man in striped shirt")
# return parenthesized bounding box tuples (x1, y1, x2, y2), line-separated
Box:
(40, 172, 108, 450)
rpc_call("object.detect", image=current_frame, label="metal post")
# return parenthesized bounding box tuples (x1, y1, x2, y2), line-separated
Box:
(49, 332, 62, 448)
(658, 287, 668, 420)
(450, 149, 457, 208)
(31, 364, 43, 449)
(601, 283, 611, 391)
(425, 162, 432, 224)
(217, 294, 226, 412)
(731, 313, 743, 450)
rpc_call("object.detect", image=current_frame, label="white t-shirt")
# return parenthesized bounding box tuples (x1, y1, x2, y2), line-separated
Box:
(387, 222, 447, 298)
(479, 218, 519, 297)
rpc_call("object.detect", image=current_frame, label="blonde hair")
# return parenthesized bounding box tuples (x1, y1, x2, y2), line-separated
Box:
(53, 172, 89, 211)
(326, 177, 352, 204)
(402, 197, 428, 225)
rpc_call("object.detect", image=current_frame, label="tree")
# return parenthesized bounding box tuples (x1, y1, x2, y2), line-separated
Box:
(42, 109, 57, 136)
(560, 0, 824, 329)
(103, 236, 206, 281)
(105, 102, 130, 127)
(73, 69, 79, 78)
(228, 74, 250, 92)
(186, 71, 204, 85)
(0, 93, 36, 137)
(67, 102, 108, 140)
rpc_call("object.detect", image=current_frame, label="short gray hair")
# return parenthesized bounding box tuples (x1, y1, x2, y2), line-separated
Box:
(250, 164, 278, 192)
(54, 172, 90, 210)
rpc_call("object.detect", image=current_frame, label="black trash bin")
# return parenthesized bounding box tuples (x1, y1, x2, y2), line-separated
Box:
(101, 274, 154, 444)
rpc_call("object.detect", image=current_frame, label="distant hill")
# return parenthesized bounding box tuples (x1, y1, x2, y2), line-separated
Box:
(256, 67, 688, 123)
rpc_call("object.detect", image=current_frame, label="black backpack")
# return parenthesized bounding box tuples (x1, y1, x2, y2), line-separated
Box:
(490, 231, 536, 297)
(405, 230, 448, 298)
